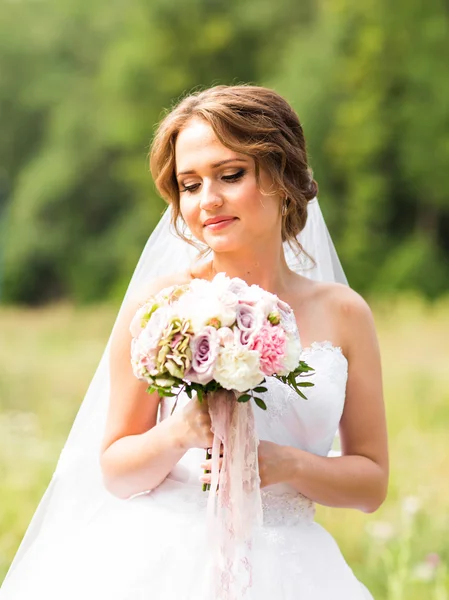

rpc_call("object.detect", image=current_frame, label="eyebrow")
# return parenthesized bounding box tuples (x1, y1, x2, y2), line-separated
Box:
(176, 158, 248, 178)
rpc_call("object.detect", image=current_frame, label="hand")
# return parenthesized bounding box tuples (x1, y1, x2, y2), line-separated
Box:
(199, 440, 287, 489)
(199, 452, 224, 486)
(257, 440, 290, 488)
(175, 392, 214, 452)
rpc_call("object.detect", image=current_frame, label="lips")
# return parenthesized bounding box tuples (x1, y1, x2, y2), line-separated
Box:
(203, 216, 237, 227)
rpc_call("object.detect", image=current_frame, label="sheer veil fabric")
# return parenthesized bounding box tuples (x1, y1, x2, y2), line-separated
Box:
(1, 197, 348, 591)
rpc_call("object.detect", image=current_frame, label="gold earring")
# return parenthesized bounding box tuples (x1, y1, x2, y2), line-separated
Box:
(282, 198, 288, 216)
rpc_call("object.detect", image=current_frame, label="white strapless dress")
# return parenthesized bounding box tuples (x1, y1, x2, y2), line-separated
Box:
(0, 342, 373, 599)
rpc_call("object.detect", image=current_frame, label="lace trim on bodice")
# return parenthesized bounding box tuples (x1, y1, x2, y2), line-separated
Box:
(143, 479, 315, 528)
(300, 340, 347, 363)
(261, 490, 315, 526)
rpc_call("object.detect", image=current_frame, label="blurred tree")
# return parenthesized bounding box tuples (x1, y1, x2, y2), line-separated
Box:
(1, 0, 448, 302)
(270, 0, 449, 296)
(0, 0, 315, 303)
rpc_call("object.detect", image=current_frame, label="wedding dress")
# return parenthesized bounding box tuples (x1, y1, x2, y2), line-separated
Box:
(0, 339, 373, 599)
(1, 198, 375, 598)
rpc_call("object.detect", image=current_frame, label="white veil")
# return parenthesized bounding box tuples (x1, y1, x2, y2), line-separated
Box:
(1, 197, 347, 589)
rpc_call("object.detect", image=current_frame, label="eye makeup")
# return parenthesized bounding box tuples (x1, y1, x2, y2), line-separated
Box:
(179, 168, 246, 193)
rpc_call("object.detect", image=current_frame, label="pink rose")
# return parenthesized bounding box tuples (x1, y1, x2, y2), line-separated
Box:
(236, 303, 263, 346)
(250, 323, 287, 376)
(186, 326, 220, 385)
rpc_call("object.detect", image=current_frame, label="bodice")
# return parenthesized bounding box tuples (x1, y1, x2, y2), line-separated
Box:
(159, 341, 348, 491)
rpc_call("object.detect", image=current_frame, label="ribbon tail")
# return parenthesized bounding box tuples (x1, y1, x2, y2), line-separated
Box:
(206, 390, 263, 599)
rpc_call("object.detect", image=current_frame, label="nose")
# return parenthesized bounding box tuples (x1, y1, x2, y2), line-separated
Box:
(199, 181, 223, 211)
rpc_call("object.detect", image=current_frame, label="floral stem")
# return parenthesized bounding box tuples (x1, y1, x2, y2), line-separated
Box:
(202, 448, 212, 492)
(169, 384, 185, 417)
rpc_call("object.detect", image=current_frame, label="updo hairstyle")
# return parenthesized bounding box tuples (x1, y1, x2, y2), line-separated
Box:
(149, 84, 318, 257)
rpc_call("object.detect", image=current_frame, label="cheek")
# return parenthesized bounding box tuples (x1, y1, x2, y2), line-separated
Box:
(179, 196, 196, 223)
(242, 185, 279, 222)
(238, 177, 277, 214)
(179, 197, 204, 237)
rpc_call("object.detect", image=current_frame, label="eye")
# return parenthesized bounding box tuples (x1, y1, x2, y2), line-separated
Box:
(222, 169, 245, 182)
(179, 168, 245, 194)
(180, 183, 200, 193)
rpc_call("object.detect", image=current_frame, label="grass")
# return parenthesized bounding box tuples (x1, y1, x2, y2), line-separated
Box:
(0, 295, 448, 598)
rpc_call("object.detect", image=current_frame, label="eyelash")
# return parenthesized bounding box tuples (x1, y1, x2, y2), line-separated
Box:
(180, 169, 245, 193)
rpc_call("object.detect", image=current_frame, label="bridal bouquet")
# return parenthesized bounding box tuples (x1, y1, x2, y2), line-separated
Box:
(129, 272, 314, 489)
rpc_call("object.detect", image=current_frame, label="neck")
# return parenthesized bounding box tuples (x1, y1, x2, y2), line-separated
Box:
(209, 245, 292, 296)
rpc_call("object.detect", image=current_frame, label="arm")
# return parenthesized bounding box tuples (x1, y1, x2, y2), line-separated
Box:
(258, 288, 389, 513)
(100, 272, 193, 500)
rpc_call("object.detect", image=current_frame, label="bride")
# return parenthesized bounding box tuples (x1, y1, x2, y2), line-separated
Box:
(0, 84, 388, 599)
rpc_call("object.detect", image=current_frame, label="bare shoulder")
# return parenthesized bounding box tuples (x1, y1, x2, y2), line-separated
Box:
(317, 280, 372, 318)
(297, 276, 372, 316)
(294, 276, 377, 357)
(319, 281, 377, 358)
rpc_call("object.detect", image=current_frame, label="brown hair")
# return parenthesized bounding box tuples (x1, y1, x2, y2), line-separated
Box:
(149, 84, 318, 258)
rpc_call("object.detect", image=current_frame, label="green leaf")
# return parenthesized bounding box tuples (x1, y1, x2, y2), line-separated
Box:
(157, 388, 175, 397)
(253, 386, 267, 393)
(197, 387, 203, 403)
(293, 387, 307, 399)
(254, 397, 267, 410)
(297, 381, 314, 387)
(238, 393, 251, 403)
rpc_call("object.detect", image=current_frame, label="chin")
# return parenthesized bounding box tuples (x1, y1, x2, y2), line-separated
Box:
(202, 229, 240, 252)
(207, 240, 241, 254)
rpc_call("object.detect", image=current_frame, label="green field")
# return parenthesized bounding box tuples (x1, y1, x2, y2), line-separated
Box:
(1, 297, 448, 598)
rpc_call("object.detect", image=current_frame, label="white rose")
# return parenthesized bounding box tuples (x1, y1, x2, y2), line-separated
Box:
(188, 277, 213, 296)
(236, 284, 278, 317)
(213, 344, 264, 392)
(139, 306, 172, 353)
(130, 304, 149, 338)
(227, 276, 249, 298)
(260, 292, 279, 317)
(130, 337, 158, 381)
(277, 299, 298, 335)
(277, 333, 302, 375)
(210, 271, 232, 293)
(217, 326, 235, 347)
(176, 290, 236, 330)
(216, 290, 238, 324)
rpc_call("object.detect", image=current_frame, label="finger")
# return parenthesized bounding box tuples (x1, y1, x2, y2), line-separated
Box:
(201, 457, 223, 471)
(205, 456, 224, 467)
(199, 472, 222, 485)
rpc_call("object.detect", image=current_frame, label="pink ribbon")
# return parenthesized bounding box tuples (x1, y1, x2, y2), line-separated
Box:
(206, 390, 263, 599)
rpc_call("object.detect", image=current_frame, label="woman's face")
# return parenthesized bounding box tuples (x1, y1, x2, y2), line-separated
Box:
(174, 117, 283, 254)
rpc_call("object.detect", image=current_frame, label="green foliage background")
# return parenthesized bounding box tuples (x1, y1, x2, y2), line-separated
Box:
(1, 0, 448, 304)
(1, 2, 449, 595)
